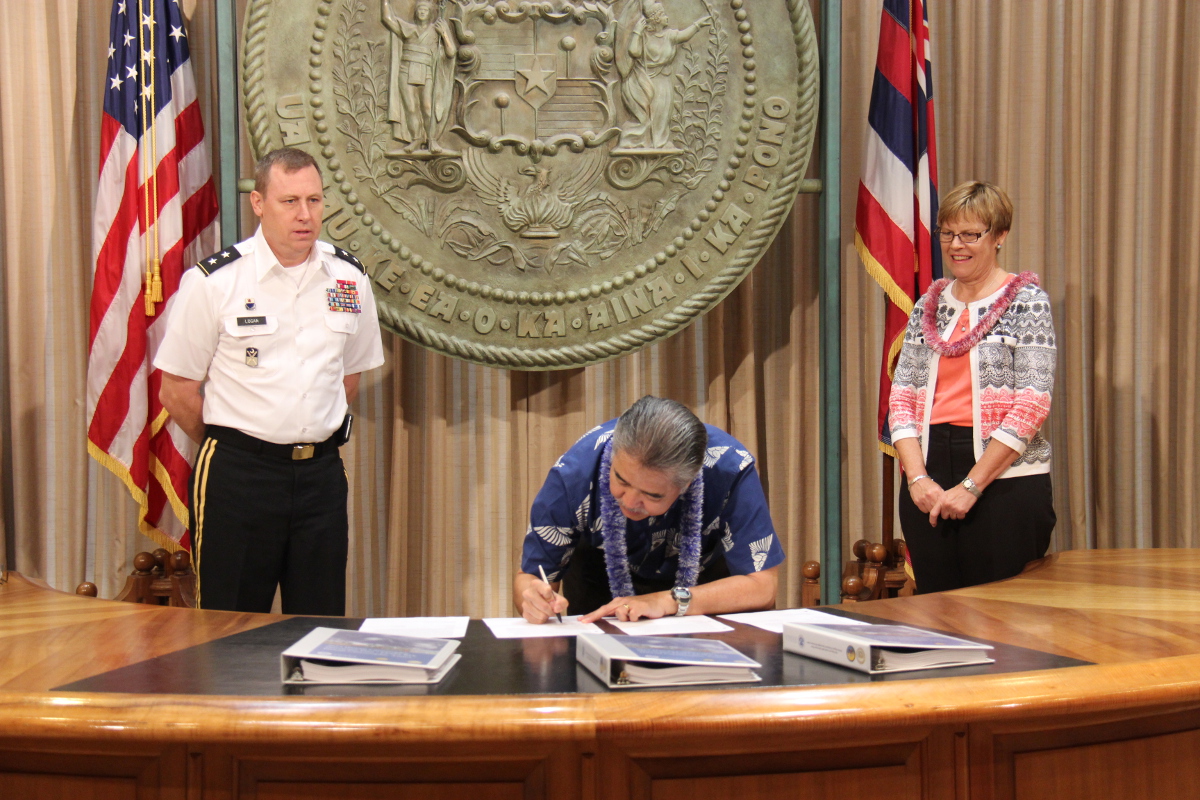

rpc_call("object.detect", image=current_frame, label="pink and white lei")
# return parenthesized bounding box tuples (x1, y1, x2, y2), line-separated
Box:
(921, 271, 1040, 358)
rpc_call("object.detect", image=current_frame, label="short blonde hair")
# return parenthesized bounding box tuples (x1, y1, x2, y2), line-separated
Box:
(254, 147, 320, 195)
(937, 181, 1013, 235)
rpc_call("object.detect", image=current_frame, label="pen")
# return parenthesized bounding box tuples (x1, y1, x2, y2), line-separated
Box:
(538, 565, 564, 624)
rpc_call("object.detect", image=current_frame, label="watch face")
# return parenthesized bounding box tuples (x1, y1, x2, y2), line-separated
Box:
(672, 587, 691, 602)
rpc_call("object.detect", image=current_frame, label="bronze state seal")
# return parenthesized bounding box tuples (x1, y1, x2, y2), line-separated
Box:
(243, 0, 818, 368)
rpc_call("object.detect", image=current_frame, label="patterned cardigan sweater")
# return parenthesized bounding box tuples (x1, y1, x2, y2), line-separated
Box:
(889, 279, 1055, 477)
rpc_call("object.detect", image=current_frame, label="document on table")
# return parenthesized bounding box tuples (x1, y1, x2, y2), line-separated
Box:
(608, 615, 733, 636)
(359, 616, 471, 639)
(483, 616, 604, 638)
(718, 608, 869, 634)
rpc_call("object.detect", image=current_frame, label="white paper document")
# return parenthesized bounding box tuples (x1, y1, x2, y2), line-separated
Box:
(359, 616, 471, 639)
(483, 615, 604, 638)
(718, 608, 869, 634)
(609, 615, 733, 636)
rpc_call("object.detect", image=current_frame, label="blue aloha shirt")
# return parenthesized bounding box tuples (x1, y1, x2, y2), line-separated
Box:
(521, 420, 785, 585)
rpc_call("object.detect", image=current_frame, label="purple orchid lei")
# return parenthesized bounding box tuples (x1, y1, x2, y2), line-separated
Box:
(921, 271, 1039, 358)
(598, 439, 704, 599)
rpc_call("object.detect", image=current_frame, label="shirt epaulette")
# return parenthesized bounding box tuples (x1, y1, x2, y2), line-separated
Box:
(332, 246, 366, 274)
(196, 248, 241, 276)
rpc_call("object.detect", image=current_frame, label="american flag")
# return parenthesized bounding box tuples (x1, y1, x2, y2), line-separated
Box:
(86, 0, 219, 550)
(854, 0, 942, 454)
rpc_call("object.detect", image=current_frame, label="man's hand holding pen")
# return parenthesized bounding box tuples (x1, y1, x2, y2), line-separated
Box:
(518, 567, 570, 624)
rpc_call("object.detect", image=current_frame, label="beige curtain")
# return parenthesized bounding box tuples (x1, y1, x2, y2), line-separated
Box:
(2, 1, 1198, 617)
(0, 1, 92, 585)
(381, 201, 822, 617)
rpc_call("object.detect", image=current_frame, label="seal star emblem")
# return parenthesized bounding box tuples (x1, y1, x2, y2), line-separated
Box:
(517, 55, 553, 96)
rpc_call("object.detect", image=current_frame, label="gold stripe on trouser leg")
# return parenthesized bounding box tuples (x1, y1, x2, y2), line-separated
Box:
(191, 438, 218, 608)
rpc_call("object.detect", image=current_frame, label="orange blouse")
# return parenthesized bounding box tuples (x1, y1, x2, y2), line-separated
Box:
(929, 307, 973, 427)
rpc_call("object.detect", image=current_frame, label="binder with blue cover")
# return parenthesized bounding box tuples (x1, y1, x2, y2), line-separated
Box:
(576, 633, 761, 688)
(282, 627, 461, 684)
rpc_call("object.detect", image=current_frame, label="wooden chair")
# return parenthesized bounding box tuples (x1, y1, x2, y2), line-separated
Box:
(832, 454, 918, 602)
(800, 560, 822, 607)
(839, 537, 915, 603)
(76, 548, 197, 608)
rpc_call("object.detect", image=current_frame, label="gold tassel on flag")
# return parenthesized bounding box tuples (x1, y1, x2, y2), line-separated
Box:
(150, 258, 163, 303)
(145, 269, 156, 316)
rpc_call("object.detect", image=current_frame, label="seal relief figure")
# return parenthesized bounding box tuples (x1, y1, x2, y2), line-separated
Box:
(243, 0, 818, 368)
(615, 0, 713, 152)
(382, 0, 458, 154)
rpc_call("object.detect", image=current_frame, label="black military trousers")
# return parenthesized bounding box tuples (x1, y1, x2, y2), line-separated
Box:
(188, 429, 349, 615)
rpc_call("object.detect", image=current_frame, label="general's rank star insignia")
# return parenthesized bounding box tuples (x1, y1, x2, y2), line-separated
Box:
(197, 248, 239, 276)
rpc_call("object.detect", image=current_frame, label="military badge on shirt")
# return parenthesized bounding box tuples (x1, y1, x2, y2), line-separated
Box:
(326, 280, 361, 313)
(245, 347, 259, 367)
(245, 298, 256, 310)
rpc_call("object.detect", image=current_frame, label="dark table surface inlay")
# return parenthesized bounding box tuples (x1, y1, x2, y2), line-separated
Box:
(57, 608, 1089, 697)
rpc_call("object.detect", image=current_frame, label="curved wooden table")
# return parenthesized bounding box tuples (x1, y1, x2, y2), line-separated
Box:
(3, 549, 1200, 799)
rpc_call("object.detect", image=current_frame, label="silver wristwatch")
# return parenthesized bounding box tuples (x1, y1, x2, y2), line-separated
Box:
(670, 585, 692, 616)
(961, 476, 983, 498)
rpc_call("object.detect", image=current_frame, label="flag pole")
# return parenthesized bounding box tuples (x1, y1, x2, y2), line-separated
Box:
(882, 452, 894, 551)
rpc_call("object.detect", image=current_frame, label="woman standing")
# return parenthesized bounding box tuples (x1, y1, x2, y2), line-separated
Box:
(889, 181, 1056, 593)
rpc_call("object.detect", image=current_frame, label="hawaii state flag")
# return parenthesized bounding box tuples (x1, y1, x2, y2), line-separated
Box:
(855, 0, 942, 455)
(86, 0, 219, 550)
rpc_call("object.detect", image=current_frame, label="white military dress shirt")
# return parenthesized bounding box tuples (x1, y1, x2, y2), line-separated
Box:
(154, 227, 385, 444)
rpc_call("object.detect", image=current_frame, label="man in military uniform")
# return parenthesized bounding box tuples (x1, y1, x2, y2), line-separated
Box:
(156, 147, 385, 615)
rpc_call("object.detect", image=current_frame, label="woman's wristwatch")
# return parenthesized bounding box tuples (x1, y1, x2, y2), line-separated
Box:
(960, 476, 983, 498)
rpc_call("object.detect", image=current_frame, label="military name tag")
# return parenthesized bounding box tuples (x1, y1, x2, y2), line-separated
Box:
(237, 316, 267, 326)
(244, 0, 818, 368)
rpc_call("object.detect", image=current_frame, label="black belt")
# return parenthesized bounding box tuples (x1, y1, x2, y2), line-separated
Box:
(205, 425, 339, 461)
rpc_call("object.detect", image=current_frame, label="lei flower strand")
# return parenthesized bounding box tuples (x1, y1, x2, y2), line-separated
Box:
(598, 439, 703, 600)
(921, 271, 1039, 358)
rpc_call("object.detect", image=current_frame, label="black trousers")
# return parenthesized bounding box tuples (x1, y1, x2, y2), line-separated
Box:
(561, 539, 731, 616)
(899, 424, 1056, 594)
(188, 429, 349, 615)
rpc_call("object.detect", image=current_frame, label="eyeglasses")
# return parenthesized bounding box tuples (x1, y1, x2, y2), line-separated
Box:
(936, 229, 990, 244)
